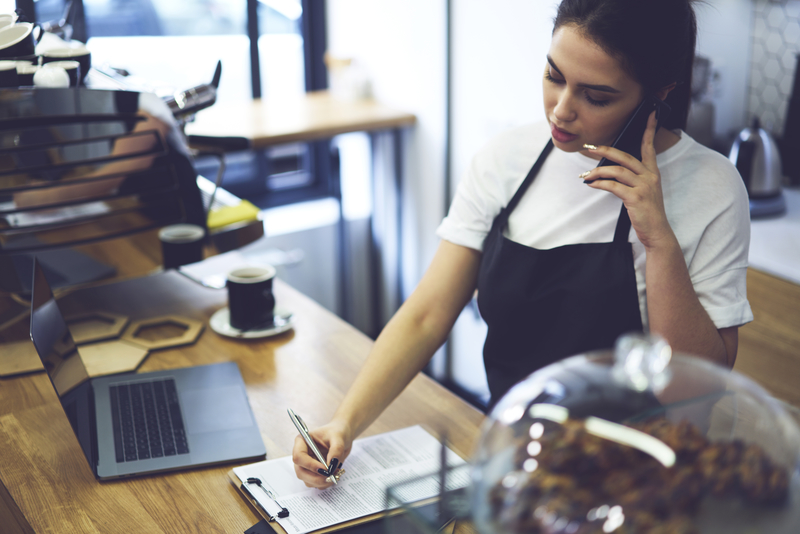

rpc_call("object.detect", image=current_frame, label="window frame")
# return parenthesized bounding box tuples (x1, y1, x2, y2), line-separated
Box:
(20, 0, 334, 210)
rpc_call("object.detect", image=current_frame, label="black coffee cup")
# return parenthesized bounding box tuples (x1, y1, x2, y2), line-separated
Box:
(0, 14, 18, 31)
(0, 60, 17, 87)
(16, 62, 38, 86)
(158, 223, 205, 270)
(0, 23, 42, 59)
(42, 45, 91, 84)
(44, 60, 80, 86)
(226, 265, 276, 331)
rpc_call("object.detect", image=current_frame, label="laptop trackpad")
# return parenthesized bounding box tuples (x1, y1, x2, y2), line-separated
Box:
(181, 386, 255, 434)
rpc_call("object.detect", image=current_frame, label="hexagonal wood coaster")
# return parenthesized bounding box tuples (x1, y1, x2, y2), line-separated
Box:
(78, 340, 150, 376)
(0, 340, 44, 377)
(0, 338, 150, 378)
(65, 311, 130, 345)
(121, 315, 205, 350)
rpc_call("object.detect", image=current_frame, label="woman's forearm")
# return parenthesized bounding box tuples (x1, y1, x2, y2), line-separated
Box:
(331, 301, 453, 437)
(332, 241, 481, 438)
(644, 234, 732, 366)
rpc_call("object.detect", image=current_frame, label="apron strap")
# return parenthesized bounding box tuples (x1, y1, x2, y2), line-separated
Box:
(497, 139, 554, 227)
(498, 138, 632, 244)
(613, 203, 632, 244)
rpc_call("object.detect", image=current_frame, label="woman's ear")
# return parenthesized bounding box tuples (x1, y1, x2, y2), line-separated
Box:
(656, 82, 678, 101)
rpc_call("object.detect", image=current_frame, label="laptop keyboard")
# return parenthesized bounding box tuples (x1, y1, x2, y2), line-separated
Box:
(109, 379, 189, 463)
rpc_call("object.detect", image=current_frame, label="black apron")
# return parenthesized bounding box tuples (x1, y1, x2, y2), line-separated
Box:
(477, 140, 644, 406)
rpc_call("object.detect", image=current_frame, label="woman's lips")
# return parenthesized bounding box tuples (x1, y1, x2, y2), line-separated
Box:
(550, 122, 578, 143)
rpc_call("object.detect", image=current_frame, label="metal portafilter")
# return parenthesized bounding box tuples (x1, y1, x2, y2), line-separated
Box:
(164, 60, 222, 122)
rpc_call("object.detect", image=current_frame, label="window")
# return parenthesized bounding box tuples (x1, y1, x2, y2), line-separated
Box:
(26, 0, 332, 209)
(34, 0, 304, 103)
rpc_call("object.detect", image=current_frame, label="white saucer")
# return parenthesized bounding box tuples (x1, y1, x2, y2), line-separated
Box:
(209, 307, 294, 339)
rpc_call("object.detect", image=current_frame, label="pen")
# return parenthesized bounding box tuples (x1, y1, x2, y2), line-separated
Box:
(287, 408, 338, 485)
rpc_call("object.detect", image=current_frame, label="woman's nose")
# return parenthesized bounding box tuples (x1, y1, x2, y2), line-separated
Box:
(553, 92, 577, 122)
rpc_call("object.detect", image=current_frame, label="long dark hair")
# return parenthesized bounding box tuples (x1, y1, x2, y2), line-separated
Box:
(554, 0, 697, 131)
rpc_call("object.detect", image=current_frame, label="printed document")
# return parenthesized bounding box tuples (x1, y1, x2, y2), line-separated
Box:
(233, 425, 468, 534)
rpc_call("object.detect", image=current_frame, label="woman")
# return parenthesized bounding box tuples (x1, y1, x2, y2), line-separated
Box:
(293, 0, 752, 487)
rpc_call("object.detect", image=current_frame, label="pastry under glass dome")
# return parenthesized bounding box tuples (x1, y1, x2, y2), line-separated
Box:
(469, 334, 800, 534)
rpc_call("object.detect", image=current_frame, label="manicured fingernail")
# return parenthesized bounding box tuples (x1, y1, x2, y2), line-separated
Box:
(330, 458, 339, 472)
(583, 144, 597, 150)
(318, 468, 329, 476)
(579, 171, 591, 179)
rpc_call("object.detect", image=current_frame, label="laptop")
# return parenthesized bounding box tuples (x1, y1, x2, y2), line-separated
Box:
(29, 258, 267, 480)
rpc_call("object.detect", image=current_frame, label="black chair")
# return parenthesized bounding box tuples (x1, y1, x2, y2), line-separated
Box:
(0, 87, 258, 295)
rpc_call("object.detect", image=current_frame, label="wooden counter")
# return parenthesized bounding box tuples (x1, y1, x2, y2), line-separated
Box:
(0, 271, 483, 534)
(735, 268, 800, 408)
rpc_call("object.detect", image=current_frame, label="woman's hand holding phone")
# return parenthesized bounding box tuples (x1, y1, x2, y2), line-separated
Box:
(579, 111, 677, 252)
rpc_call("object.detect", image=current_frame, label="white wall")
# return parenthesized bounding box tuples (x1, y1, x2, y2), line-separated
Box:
(694, 0, 753, 139)
(326, 0, 448, 304)
(450, 0, 557, 197)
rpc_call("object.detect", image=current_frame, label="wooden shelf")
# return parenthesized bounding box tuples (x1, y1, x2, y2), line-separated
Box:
(185, 90, 416, 148)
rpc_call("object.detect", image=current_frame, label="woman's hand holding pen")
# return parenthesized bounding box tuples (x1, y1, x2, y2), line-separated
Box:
(292, 419, 353, 488)
(579, 110, 677, 252)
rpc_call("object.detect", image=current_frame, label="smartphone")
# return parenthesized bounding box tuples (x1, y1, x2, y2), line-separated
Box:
(596, 95, 671, 168)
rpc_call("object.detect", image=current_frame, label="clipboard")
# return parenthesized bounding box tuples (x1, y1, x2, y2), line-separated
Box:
(227, 469, 443, 534)
(226, 426, 468, 534)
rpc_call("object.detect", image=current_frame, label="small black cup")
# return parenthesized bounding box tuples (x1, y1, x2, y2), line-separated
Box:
(0, 60, 17, 87)
(158, 223, 205, 270)
(227, 265, 276, 331)
(0, 23, 42, 59)
(42, 45, 91, 84)
(45, 60, 80, 86)
(16, 62, 37, 86)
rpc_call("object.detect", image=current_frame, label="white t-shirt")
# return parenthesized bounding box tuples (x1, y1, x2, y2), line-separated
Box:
(437, 121, 754, 330)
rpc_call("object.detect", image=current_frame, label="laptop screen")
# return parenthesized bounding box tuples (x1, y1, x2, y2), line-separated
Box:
(29, 258, 97, 467)
(30, 258, 91, 396)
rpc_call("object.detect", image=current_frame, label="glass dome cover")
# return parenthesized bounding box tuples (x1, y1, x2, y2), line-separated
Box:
(470, 334, 800, 534)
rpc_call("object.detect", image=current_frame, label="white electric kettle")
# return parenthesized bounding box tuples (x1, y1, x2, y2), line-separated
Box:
(729, 117, 786, 217)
